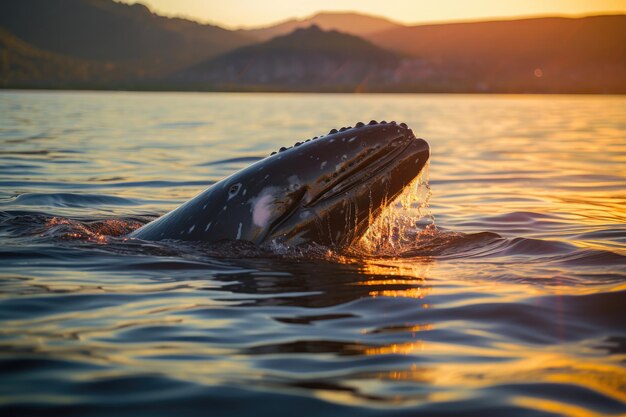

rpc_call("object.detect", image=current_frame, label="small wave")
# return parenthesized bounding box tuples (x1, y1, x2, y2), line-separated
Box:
(0, 210, 148, 241)
(40, 217, 144, 242)
(197, 156, 264, 167)
(154, 121, 209, 129)
(574, 228, 626, 242)
(0, 180, 214, 190)
(5, 132, 53, 143)
(477, 211, 563, 224)
(0, 149, 51, 156)
(352, 227, 626, 266)
(498, 237, 576, 256)
(1, 193, 139, 208)
(555, 249, 626, 267)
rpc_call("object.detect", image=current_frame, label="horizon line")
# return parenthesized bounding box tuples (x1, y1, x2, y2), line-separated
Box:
(232, 10, 625, 30)
(128, 4, 625, 31)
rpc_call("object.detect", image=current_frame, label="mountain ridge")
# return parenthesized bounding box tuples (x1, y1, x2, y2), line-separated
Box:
(367, 14, 626, 93)
(0, 0, 255, 77)
(239, 11, 402, 41)
(0, 1, 624, 93)
(174, 25, 400, 91)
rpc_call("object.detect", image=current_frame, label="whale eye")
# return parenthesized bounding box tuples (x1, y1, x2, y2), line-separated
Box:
(228, 183, 241, 198)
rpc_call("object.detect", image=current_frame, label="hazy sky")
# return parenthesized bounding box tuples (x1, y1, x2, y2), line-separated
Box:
(127, 0, 626, 28)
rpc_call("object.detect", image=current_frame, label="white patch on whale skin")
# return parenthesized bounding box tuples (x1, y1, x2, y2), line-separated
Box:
(320, 161, 327, 170)
(188, 224, 196, 234)
(204, 222, 212, 232)
(236, 222, 242, 239)
(252, 194, 273, 227)
(348, 136, 357, 142)
(250, 187, 278, 228)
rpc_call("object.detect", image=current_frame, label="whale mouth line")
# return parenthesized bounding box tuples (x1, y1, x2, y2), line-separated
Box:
(306, 135, 413, 207)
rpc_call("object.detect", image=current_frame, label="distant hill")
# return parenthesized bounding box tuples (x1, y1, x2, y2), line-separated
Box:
(0, 2, 624, 93)
(0, 27, 146, 89)
(0, 0, 254, 77)
(241, 11, 402, 41)
(175, 26, 401, 91)
(367, 15, 626, 93)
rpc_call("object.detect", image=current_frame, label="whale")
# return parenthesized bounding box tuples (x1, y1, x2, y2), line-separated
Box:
(130, 121, 430, 248)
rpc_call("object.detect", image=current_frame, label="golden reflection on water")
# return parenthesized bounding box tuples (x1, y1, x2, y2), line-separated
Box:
(1, 93, 625, 414)
(357, 259, 432, 298)
(2, 257, 624, 411)
(364, 340, 426, 355)
(513, 397, 603, 417)
(352, 337, 625, 410)
(358, 259, 431, 279)
(368, 287, 430, 299)
(310, 342, 626, 412)
(320, 257, 626, 410)
(10, 253, 622, 409)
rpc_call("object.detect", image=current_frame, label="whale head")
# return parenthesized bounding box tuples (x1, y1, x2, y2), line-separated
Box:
(130, 121, 430, 248)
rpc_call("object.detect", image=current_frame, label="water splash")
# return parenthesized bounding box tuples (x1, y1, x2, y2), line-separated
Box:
(355, 162, 437, 256)
(42, 216, 143, 242)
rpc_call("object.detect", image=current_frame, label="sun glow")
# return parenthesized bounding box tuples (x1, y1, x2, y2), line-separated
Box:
(132, 0, 626, 29)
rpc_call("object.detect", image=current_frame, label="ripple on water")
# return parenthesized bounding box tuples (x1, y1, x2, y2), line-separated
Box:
(0, 92, 625, 417)
(197, 156, 264, 166)
(1, 193, 140, 208)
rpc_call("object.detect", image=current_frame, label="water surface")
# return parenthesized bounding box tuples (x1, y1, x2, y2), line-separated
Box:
(1, 91, 625, 416)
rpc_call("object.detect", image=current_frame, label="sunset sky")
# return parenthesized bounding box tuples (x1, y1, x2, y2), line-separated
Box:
(127, 0, 626, 28)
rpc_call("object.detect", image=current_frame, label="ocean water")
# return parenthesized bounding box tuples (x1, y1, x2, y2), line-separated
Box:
(0, 91, 625, 417)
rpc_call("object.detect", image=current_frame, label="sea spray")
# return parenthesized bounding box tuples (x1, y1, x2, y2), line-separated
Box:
(356, 162, 436, 256)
